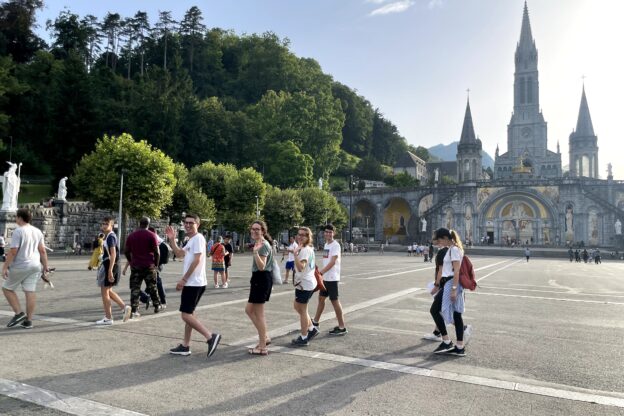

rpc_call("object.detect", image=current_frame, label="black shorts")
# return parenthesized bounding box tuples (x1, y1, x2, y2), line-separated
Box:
(295, 289, 314, 304)
(319, 280, 339, 301)
(179, 286, 206, 314)
(248, 270, 273, 304)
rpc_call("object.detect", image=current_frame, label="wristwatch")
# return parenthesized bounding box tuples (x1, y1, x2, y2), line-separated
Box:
(452, 285, 458, 290)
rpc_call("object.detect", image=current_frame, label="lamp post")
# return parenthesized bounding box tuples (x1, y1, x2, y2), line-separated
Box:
(118, 169, 126, 246)
(255, 195, 259, 219)
(348, 175, 357, 243)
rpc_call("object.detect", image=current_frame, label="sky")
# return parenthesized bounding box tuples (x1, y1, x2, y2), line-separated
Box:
(35, 0, 624, 178)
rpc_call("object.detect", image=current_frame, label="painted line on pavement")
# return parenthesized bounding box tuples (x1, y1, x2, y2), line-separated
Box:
(232, 287, 424, 346)
(269, 346, 624, 408)
(476, 258, 524, 282)
(360, 258, 513, 281)
(479, 285, 624, 298)
(0, 310, 91, 327)
(472, 291, 624, 306)
(0, 378, 148, 416)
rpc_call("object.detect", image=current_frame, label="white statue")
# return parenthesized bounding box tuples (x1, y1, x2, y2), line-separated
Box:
(1, 162, 21, 212)
(318, 177, 323, 189)
(434, 168, 440, 183)
(615, 219, 622, 236)
(608, 163, 613, 178)
(420, 217, 427, 232)
(57, 177, 68, 201)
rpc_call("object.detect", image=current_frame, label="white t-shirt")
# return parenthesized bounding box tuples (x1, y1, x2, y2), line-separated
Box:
(10, 224, 43, 269)
(442, 246, 463, 277)
(287, 242, 298, 262)
(322, 240, 341, 281)
(295, 246, 316, 291)
(183, 233, 207, 286)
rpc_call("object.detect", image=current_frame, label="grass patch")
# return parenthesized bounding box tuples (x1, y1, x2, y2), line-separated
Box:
(16, 183, 53, 204)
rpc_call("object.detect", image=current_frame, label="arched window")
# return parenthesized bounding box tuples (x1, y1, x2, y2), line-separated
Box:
(527, 77, 533, 103)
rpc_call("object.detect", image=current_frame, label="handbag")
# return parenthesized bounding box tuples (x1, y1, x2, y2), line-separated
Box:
(271, 259, 282, 285)
(313, 267, 326, 293)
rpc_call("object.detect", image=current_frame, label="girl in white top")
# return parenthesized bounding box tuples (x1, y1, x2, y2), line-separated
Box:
(291, 226, 318, 346)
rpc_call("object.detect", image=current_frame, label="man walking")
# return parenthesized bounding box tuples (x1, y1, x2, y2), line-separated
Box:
(2, 208, 50, 329)
(282, 236, 297, 284)
(525, 247, 531, 262)
(165, 213, 221, 357)
(125, 217, 161, 318)
(312, 224, 347, 335)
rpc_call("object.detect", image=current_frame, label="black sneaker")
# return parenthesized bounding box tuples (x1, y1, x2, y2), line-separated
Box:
(307, 327, 319, 341)
(20, 320, 33, 329)
(207, 333, 221, 358)
(291, 336, 309, 346)
(433, 341, 454, 354)
(169, 344, 191, 356)
(7, 312, 26, 328)
(154, 304, 163, 314)
(447, 346, 466, 357)
(329, 327, 348, 336)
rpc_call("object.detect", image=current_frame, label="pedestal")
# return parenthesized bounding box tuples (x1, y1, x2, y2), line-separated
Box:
(0, 210, 17, 238)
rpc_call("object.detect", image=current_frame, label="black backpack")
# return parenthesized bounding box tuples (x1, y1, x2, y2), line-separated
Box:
(159, 242, 170, 265)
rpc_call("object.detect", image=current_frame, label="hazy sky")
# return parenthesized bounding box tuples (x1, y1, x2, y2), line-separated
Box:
(36, 0, 624, 178)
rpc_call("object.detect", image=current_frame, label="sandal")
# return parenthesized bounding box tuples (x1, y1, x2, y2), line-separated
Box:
(248, 347, 269, 356)
(254, 338, 271, 349)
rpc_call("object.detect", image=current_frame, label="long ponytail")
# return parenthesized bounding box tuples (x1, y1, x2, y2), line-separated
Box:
(450, 229, 464, 252)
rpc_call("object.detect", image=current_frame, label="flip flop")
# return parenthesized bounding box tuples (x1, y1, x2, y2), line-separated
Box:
(254, 339, 271, 349)
(248, 347, 269, 356)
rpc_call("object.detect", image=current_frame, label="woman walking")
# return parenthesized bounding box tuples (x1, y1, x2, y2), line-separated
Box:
(291, 226, 319, 346)
(210, 236, 228, 288)
(245, 221, 274, 356)
(430, 228, 467, 356)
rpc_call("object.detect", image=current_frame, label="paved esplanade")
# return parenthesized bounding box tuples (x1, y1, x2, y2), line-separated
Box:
(1, 253, 623, 415)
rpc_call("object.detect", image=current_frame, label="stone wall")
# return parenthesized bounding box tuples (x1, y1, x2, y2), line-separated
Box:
(1, 201, 170, 250)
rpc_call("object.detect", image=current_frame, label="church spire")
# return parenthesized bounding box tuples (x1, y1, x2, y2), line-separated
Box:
(518, 1, 534, 50)
(459, 98, 476, 143)
(575, 85, 595, 137)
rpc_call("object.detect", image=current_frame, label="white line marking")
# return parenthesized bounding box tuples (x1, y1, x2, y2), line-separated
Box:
(269, 346, 624, 408)
(472, 291, 624, 306)
(0, 378, 148, 416)
(232, 287, 423, 346)
(476, 259, 524, 282)
(0, 311, 91, 327)
(479, 285, 624, 298)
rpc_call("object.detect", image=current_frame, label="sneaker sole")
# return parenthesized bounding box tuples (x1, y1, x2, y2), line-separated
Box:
(291, 342, 309, 347)
(422, 336, 442, 341)
(329, 331, 348, 336)
(447, 350, 466, 357)
(21, 325, 33, 329)
(169, 351, 191, 356)
(207, 334, 221, 357)
(434, 346, 455, 354)
(122, 307, 132, 323)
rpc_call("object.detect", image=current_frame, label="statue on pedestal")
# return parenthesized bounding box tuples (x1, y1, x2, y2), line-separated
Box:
(420, 217, 427, 232)
(1, 162, 21, 212)
(434, 168, 440, 183)
(318, 177, 323, 190)
(615, 219, 622, 236)
(57, 177, 68, 201)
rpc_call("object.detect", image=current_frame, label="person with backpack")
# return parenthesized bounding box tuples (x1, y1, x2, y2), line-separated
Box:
(430, 228, 467, 356)
(138, 227, 169, 310)
(210, 236, 228, 288)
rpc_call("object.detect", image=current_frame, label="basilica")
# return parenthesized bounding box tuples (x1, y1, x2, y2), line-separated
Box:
(337, 2, 623, 248)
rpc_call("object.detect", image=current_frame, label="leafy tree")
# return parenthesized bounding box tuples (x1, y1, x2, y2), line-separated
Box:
(100, 12, 122, 70)
(0, 56, 24, 139)
(298, 187, 347, 230)
(386, 172, 419, 188)
(371, 110, 408, 166)
(355, 155, 385, 181)
(332, 82, 374, 158)
(71, 133, 176, 219)
(413, 145, 430, 162)
(263, 140, 313, 188)
(163, 163, 216, 229)
(179, 6, 206, 73)
(154, 11, 177, 69)
(222, 167, 267, 234)
(0, 0, 45, 63)
(262, 186, 304, 235)
(46, 11, 89, 60)
(189, 161, 237, 214)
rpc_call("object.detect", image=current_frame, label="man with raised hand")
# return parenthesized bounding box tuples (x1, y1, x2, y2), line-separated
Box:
(312, 224, 347, 336)
(165, 214, 221, 358)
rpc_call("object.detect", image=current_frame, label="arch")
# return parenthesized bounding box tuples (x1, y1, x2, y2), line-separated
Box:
(383, 197, 412, 244)
(582, 154, 590, 177)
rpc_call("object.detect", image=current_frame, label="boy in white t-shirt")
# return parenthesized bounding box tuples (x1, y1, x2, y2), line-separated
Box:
(282, 236, 298, 284)
(165, 214, 221, 358)
(291, 227, 319, 346)
(312, 224, 347, 335)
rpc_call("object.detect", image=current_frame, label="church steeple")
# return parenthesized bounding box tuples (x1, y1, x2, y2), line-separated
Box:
(518, 1, 534, 51)
(513, 1, 539, 115)
(459, 98, 477, 143)
(575, 86, 595, 137)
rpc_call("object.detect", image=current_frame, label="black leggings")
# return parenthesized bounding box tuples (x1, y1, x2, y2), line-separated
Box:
(430, 281, 464, 342)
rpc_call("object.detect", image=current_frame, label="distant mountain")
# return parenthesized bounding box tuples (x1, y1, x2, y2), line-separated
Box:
(428, 141, 494, 169)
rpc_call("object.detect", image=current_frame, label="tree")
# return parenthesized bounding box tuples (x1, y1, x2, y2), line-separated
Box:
(189, 161, 238, 215)
(163, 163, 216, 229)
(263, 140, 314, 188)
(386, 172, 419, 188)
(0, 0, 45, 63)
(371, 110, 408, 166)
(179, 6, 206, 73)
(298, 187, 347, 230)
(46, 10, 89, 60)
(71, 133, 176, 219)
(262, 186, 304, 235)
(154, 11, 177, 70)
(354, 155, 385, 181)
(332, 82, 374, 158)
(100, 12, 122, 70)
(222, 167, 267, 234)
(413, 145, 430, 162)
(0, 56, 24, 139)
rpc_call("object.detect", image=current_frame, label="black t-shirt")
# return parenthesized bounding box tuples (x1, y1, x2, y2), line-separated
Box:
(435, 246, 449, 278)
(224, 243, 233, 265)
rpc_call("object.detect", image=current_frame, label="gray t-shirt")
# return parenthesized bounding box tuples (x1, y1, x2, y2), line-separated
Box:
(251, 240, 273, 272)
(10, 224, 43, 269)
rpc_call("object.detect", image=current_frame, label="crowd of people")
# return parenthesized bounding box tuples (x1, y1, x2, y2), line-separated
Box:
(568, 247, 602, 264)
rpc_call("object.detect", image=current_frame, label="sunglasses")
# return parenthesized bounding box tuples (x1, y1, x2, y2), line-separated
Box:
(250, 227, 262, 231)
(184, 221, 196, 225)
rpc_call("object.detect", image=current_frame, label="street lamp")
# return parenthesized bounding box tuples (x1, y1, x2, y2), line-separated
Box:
(348, 175, 357, 243)
(255, 195, 259, 219)
(118, 169, 126, 245)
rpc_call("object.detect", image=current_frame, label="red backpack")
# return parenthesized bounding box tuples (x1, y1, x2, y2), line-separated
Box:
(459, 255, 477, 291)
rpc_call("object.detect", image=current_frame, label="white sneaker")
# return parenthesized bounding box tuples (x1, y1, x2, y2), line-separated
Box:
(214, 284, 220, 288)
(222, 282, 228, 288)
(423, 332, 442, 342)
(131, 312, 141, 319)
(96, 317, 113, 326)
(464, 324, 473, 345)
(122, 305, 132, 323)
